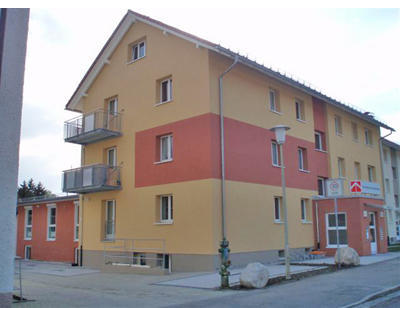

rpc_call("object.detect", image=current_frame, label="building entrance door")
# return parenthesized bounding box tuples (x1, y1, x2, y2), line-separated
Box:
(369, 212, 377, 255)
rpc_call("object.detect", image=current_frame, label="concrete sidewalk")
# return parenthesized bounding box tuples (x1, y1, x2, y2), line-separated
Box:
(155, 264, 327, 289)
(296, 252, 400, 266)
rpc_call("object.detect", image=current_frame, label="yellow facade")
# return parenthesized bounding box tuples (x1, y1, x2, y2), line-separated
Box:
(66, 12, 389, 271)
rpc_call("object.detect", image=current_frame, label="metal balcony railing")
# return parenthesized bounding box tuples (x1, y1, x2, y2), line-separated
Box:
(62, 164, 121, 193)
(64, 109, 122, 144)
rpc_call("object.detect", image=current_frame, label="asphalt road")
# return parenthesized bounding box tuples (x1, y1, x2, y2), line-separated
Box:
(13, 257, 400, 308)
(172, 257, 400, 308)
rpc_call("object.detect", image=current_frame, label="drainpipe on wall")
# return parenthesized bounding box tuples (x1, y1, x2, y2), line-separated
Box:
(379, 130, 393, 245)
(218, 55, 239, 289)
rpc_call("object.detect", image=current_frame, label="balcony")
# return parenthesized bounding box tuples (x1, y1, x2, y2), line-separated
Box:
(63, 164, 121, 193)
(64, 109, 122, 145)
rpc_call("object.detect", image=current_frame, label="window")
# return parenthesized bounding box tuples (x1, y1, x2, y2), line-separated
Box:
(383, 149, 388, 162)
(351, 122, 358, 141)
(317, 177, 325, 196)
(271, 141, 280, 166)
(385, 179, 391, 194)
(133, 252, 147, 266)
(160, 134, 173, 162)
(47, 205, 56, 240)
(160, 78, 172, 103)
(392, 167, 397, 179)
(106, 97, 118, 129)
(301, 199, 309, 222)
(338, 157, 345, 178)
(269, 89, 279, 112)
(74, 202, 79, 241)
(395, 195, 399, 208)
(160, 195, 173, 223)
(156, 254, 170, 269)
(326, 213, 348, 247)
(295, 99, 305, 121)
(105, 200, 115, 240)
(368, 165, 375, 182)
(364, 128, 373, 146)
(315, 131, 324, 151)
(354, 162, 361, 180)
(334, 115, 343, 136)
(131, 41, 145, 61)
(274, 197, 282, 222)
(298, 147, 308, 171)
(24, 207, 32, 240)
(107, 147, 116, 167)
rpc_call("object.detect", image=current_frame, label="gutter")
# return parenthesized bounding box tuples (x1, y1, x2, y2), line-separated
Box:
(219, 55, 239, 241)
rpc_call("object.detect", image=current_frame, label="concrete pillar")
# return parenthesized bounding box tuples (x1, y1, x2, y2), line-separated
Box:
(0, 8, 29, 307)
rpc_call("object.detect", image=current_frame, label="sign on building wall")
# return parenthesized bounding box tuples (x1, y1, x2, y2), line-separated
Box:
(350, 180, 381, 195)
(326, 179, 344, 197)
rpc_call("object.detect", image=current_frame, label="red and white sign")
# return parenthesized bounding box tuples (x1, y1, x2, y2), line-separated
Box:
(350, 181, 362, 193)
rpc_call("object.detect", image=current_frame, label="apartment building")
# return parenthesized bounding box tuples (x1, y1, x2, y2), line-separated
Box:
(16, 195, 79, 263)
(62, 10, 394, 271)
(382, 139, 400, 243)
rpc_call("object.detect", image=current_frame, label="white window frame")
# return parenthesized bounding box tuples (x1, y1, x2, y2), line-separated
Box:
(271, 141, 280, 166)
(74, 201, 79, 242)
(47, 204, 56, 241)
(298, 147, 307, 171)
(160, 78, 172, 103)
(317, 177, 325, 197)
(326, 212, 348, 247)
(25, 245, 31, 260)
(131, 41, 146, 62)
(107, 147, 117, 167)
(315, 132, 323, 151)
(301, 199, 309, 222)
(364, 128, 373, 146)
(335, 115, 343, 136)
(269, 89, 277, 112)
(108, 97, 118, 115)
(160, 195, 173, 223)
(105, 200, 116, 240)
(338, 157, 345, 178)
(368, 165, 375, 182)
(24, 206, 32, 240)
(274, 197, 282, 222)
(160, 134, 173, 162)
(295, 99, 305, 121)
(354, 162, 361, 180)
(351, 122, 358, 141)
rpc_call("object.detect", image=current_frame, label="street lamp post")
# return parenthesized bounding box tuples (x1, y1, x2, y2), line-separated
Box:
(270, 125, 291, 280)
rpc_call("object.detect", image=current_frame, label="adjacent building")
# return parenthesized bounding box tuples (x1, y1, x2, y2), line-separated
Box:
(62, 10, 394, 272)
(16, 195, 80, 264)
(382, 139, 400, 243)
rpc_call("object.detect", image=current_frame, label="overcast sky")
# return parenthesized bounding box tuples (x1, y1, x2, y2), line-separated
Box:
(16, 5, 400, 194)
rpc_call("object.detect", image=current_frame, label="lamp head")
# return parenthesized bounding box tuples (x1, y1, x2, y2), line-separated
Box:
(270, 125, 290, 144)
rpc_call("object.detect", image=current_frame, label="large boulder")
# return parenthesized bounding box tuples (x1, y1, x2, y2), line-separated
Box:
(240, 262, 269, 288)
(334, 247, 360, 266)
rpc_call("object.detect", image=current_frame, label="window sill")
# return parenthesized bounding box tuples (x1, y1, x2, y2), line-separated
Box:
(272, 164, 281, 168)
(301, 221, 312, 224)
(154, 99, 173, 107)
(46, 239, 56, 242)
(126, 56, 145, 65)
(154, 221, 174, 225)
(270, 109, 282, 115)
(299, 169, 310, 174)
(102, 239, 115, 243)
(326, 245, 348, 248)
(274, 220, 284, 224)
(154, 159, 173, 165)
(74, 239, 79, 242)
(314, 148, 328, 153)
(296, 119, 306, 124)
(336, 133, 343, 137)
(24, 238, 32, 241)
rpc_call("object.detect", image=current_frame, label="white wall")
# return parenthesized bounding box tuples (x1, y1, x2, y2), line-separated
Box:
(0, 8, 29, 307)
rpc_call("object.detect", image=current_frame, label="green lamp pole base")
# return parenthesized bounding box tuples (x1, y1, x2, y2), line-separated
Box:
(218, 238, 231, 289)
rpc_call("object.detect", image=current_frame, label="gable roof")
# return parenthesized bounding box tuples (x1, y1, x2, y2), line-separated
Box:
(382, 138, 400, 150)
(65, 10, 395, 132)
